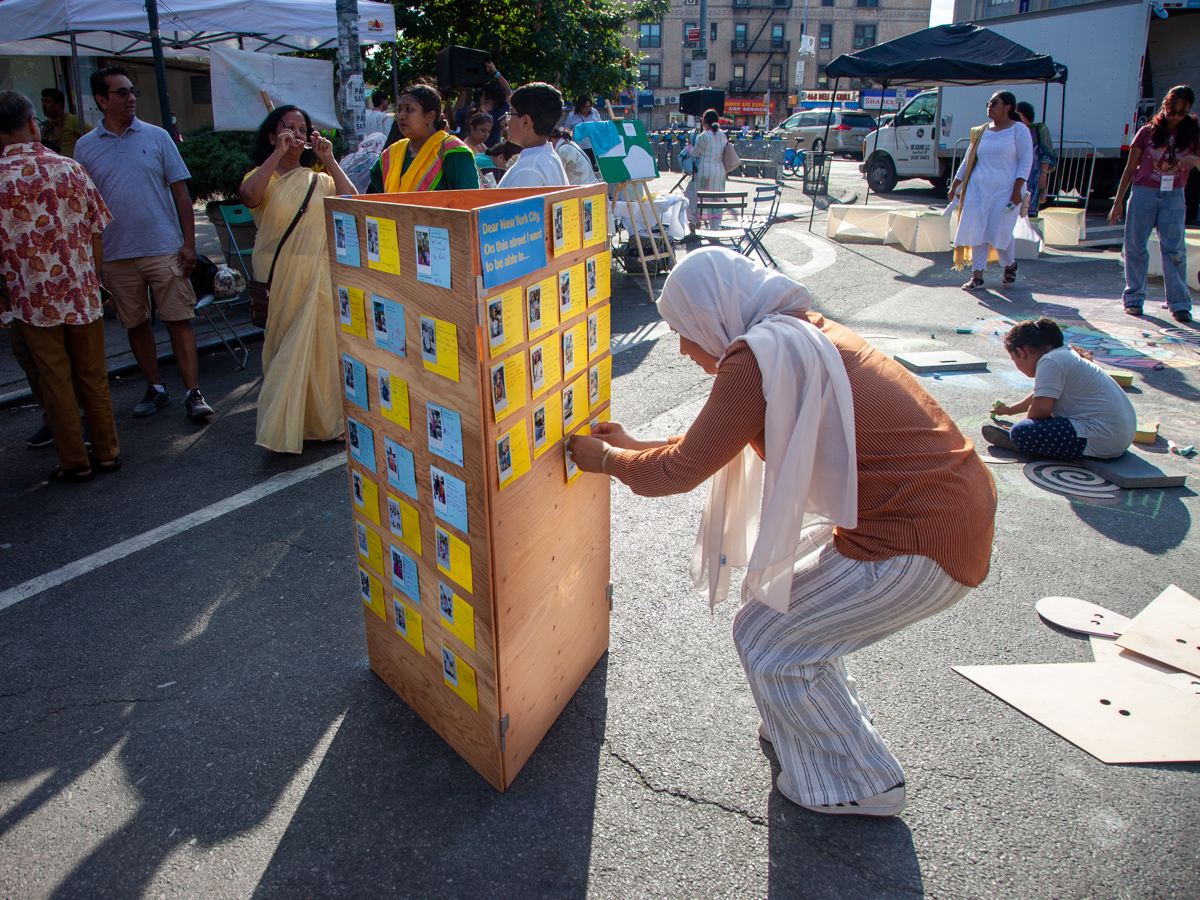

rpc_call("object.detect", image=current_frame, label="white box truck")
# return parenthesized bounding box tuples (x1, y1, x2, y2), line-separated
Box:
(860, 0, 1200, 198)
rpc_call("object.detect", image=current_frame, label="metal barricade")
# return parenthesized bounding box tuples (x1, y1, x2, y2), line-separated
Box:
(950, 137, 1096, 208)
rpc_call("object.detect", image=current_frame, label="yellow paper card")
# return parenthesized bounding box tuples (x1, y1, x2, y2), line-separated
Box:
(490, 352, 528, 423)
(562, 322, 587, 379)
(561, 377, 587, 432)
(496, 419, 532, 491)
(421, 315, 460, 382)
(388, 493, 422, 556)
(359, 567, 385, 621)
(485, 286, 525, 357)
(529, 334, 561, 399)
(552, 198, 581, 256)
(442, 646, 479, 712)
(350, 468, 380, 526)
(366, 216, 402, 275)
(435, 525, 473, 594)
(338, 285, 367, 338)
(532, 392, 563, 459)
(393, 596, 425, 654)
(587, 305, 610, 359)
(590, 250, 611, 303)
(582, 193, 607, 247)
(379, 371, 410, 430)
(568, 262, 587, 317)
(598, 355, 612, 405)
(438, 581, 476, 651)
(527, 276, 559, 340)
(354, 518, 384, 574)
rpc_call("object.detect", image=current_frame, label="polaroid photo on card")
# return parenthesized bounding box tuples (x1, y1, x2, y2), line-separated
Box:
(431, 469, 448, 519)
(436, 529, 451, 570)
(533, 403, 548, 451)
(439, 582, 454, 623)
(487, 295, 505, 349)
(352, 469, 365, 506)
(583, 198, 594, 242)
(562, 382, 576, 429)
(586, 258, 597, 299)
(553, 202, 565, 250)
(565, 442, 579, 480)
(587, 312, 598, 355)
(589, 364, 600, 406)
(530, 345, 545, 393)
(559, 269, 572, 315)
(390, 544, 406, 585)
(415, 225, 432, 276)
(385, 441, 399, 483)
(496, 432, 514, 483)
(442, 646, 458, 686)
(338, 285, 352, 326)
(527, 284, 543, 333)
(378, 368, 392, 411)
(387, 495, 403, 537)
(348, 419, 361, 453)
(343, 358, 356, 393)
(562, 330, 575, 375)
(366, 217, 381, 263)
(372, 298, 388, 344)
(490, 361, 508, 416)
(356, 520, 369, 557)
(394, 597, 409, 636)
(427, 404, 444, 454)
(359, 569, 372, 604)
(420, 315, 438, 365)
(335, 217, 346, 252)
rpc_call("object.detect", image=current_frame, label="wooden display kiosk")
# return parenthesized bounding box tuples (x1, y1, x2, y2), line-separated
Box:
(325, 184, 613, 791)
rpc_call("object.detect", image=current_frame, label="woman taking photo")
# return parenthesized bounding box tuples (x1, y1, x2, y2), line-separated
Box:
(568, 248, 996, 817)
(948, 91, 1033, 290)
(563, 94, 603, 168)
(690, 109, 729, 226)
(1108, 84, 1198, 323)
(1015, 101, 1056, 217)
(239, 106, 356, 454)
(369, 81, 479, 193)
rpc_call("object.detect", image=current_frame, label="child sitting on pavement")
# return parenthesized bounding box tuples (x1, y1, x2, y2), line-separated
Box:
(498, 83, 569, 189)
(982, 317, 1136, 460)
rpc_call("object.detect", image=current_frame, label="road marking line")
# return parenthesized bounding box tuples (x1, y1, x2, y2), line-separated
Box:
(0, 454, 345, 614)
(777, 230, 839, 279)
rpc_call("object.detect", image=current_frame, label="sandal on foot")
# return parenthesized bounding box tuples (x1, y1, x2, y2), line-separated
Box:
(92, 456, 121, 473)
(48, 466, 94, 484)
(1003, 263, 1019, 285)
(962, 275, 985, 291)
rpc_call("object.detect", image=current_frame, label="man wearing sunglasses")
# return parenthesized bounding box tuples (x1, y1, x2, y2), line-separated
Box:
(74, 66, 215, 421)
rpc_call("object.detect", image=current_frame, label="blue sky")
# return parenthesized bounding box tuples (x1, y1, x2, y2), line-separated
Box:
(929, 0, 955, 25)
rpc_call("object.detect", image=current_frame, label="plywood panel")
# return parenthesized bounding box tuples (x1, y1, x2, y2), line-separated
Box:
(1116, 584, 1200, 678)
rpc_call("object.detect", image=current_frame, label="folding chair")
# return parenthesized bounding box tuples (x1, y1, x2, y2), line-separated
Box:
(695, 191, 747, 251)
(191, 255, 250, 370)
(219, 204, 257, 281)
(738, 184, 782, 267)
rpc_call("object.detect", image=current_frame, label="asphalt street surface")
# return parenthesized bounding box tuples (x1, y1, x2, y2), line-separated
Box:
(2, 163, 1198, 899)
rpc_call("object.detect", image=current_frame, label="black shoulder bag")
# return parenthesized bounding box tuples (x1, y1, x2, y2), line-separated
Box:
(247, 173, 318, 329)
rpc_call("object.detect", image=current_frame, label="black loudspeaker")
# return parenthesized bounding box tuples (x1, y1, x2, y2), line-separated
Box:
(679, 89, 725, 117)
(436, 46, 492, 89)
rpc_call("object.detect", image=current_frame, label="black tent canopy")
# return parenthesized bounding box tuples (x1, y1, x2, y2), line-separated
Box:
(825, 24, 1067, 86)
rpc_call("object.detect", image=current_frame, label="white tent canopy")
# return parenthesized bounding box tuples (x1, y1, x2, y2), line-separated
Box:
(0, 0, 397, 59)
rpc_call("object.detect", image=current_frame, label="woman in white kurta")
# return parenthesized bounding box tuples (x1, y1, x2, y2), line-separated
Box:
(948, 91, 1033, 291)
(691, 109, 729, 226)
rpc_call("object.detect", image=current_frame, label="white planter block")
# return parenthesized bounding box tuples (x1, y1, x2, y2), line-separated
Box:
(826, 205, 894, 240)
(1039, 207, 1086, 246)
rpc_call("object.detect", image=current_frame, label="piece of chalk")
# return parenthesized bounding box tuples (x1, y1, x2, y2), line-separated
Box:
(1183, 446, 1196, 456)
(930, 333, 936, 339)
(957, 328, 972, 334)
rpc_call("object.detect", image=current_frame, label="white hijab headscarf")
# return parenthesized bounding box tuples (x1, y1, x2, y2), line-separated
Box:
(657, 247, 858, 614)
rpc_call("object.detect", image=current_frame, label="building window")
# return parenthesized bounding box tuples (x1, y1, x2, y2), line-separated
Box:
(709, 62, 717, 80)
(734, 23, 747, 47)
(684, 22, 698, 47)
(817, 65, 829, 88)
(857, 0, 879, 6)
(771, 24, 785, 48)
(638, 23, 661, 48)
(639, 62, 662, 86)
(821, 0, 835, 6)
(733, 63, 746, 88)
(770, 63, 783, 88)
(819, 24, 832, 49)
(710, 22, 718, 41)
(853, 24, 876, 48)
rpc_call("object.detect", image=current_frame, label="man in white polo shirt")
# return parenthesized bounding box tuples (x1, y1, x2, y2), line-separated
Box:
(498, 83, 569, 189)
(74, 65, 214, 420)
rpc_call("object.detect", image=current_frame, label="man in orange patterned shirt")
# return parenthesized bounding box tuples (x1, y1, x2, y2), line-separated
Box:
(0, 90, 120, 483)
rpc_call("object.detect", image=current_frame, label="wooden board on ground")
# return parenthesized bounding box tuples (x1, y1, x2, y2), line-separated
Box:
(892, 351, 988, 374)
(1035, 596, 1132, 638)
(1115, 584, 1200, 678)
(1090, 636, 1200, 696)
(954, 662, 1200, 764)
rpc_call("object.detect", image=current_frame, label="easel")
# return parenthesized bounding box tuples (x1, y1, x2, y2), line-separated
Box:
(612, 180, 677, 299)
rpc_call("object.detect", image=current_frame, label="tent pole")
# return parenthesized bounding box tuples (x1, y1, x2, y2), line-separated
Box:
(69, 32, 87, 129)
(145, 0, 177, 139)
(1041, 80, 1048, 128)
(865, 78, 886, 206)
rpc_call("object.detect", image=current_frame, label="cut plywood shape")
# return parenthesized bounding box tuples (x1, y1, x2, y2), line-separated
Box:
(826, 206, 893, 240)
(1116, 584, 1200, 678)
(893, 351, 988, 374)
(1036, 596, 1132, 638)
(953, 662, 1200, 764)
(1079, 450, 1187, 489)
(1090, 636, 1200, 696)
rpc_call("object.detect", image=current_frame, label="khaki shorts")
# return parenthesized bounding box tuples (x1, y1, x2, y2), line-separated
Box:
(101, 254, 196, 328)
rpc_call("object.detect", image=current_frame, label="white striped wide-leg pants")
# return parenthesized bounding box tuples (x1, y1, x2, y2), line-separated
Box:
(732, 530, 971, 807)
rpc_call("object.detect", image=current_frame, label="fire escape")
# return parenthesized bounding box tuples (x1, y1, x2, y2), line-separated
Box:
(728, 0, 793, 95)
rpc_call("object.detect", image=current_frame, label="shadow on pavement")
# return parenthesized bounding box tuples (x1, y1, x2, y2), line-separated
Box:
(1070, 487, 1195, 554)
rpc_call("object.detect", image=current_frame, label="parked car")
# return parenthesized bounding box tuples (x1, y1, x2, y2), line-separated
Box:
(768, 108, 877, 158)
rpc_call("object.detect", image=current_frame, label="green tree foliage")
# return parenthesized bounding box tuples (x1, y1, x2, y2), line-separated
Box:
(177, 127, 255, 201)
(362, 0, 669, 101)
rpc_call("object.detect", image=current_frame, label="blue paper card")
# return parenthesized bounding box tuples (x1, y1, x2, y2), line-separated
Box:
(347, 416, 376, 472)
(389, 543, 420, 603)
(415, 225, 452, 289)
(371, 294, 407, 357)
(342, 353, 369, 411)
(478, 197, 547, 289)
(384, 437, 417, 499)
(425, 403, 464, 468)
(430, 465, 469, 534)
(333, 212, 360, 266)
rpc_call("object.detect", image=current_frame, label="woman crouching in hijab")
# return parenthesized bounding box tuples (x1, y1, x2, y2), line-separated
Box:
(568, 247, 997, 816)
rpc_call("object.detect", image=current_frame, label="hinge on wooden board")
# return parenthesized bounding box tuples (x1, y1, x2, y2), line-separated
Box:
(607, 583, 614, 610)
(475, 275, 486, 327)
(498, 713, 510, 752)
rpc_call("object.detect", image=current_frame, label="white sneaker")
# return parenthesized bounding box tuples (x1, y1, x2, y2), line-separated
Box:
(758, 720, 771, 742)
(776, 771, 906, 817)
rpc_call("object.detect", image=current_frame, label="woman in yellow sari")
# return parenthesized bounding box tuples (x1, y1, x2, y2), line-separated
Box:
(240, 105, 357, 454)
(369, 81, 479, 193)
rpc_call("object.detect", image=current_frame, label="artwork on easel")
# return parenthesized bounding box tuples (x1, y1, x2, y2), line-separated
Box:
(574, 120, 659, 185)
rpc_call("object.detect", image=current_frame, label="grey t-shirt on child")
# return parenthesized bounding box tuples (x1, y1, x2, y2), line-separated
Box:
(74, 117, 191, 262)
(1033, 346, 1137, 459)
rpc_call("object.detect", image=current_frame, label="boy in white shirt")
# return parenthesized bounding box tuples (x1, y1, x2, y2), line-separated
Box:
(498, 83, 569, 189)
